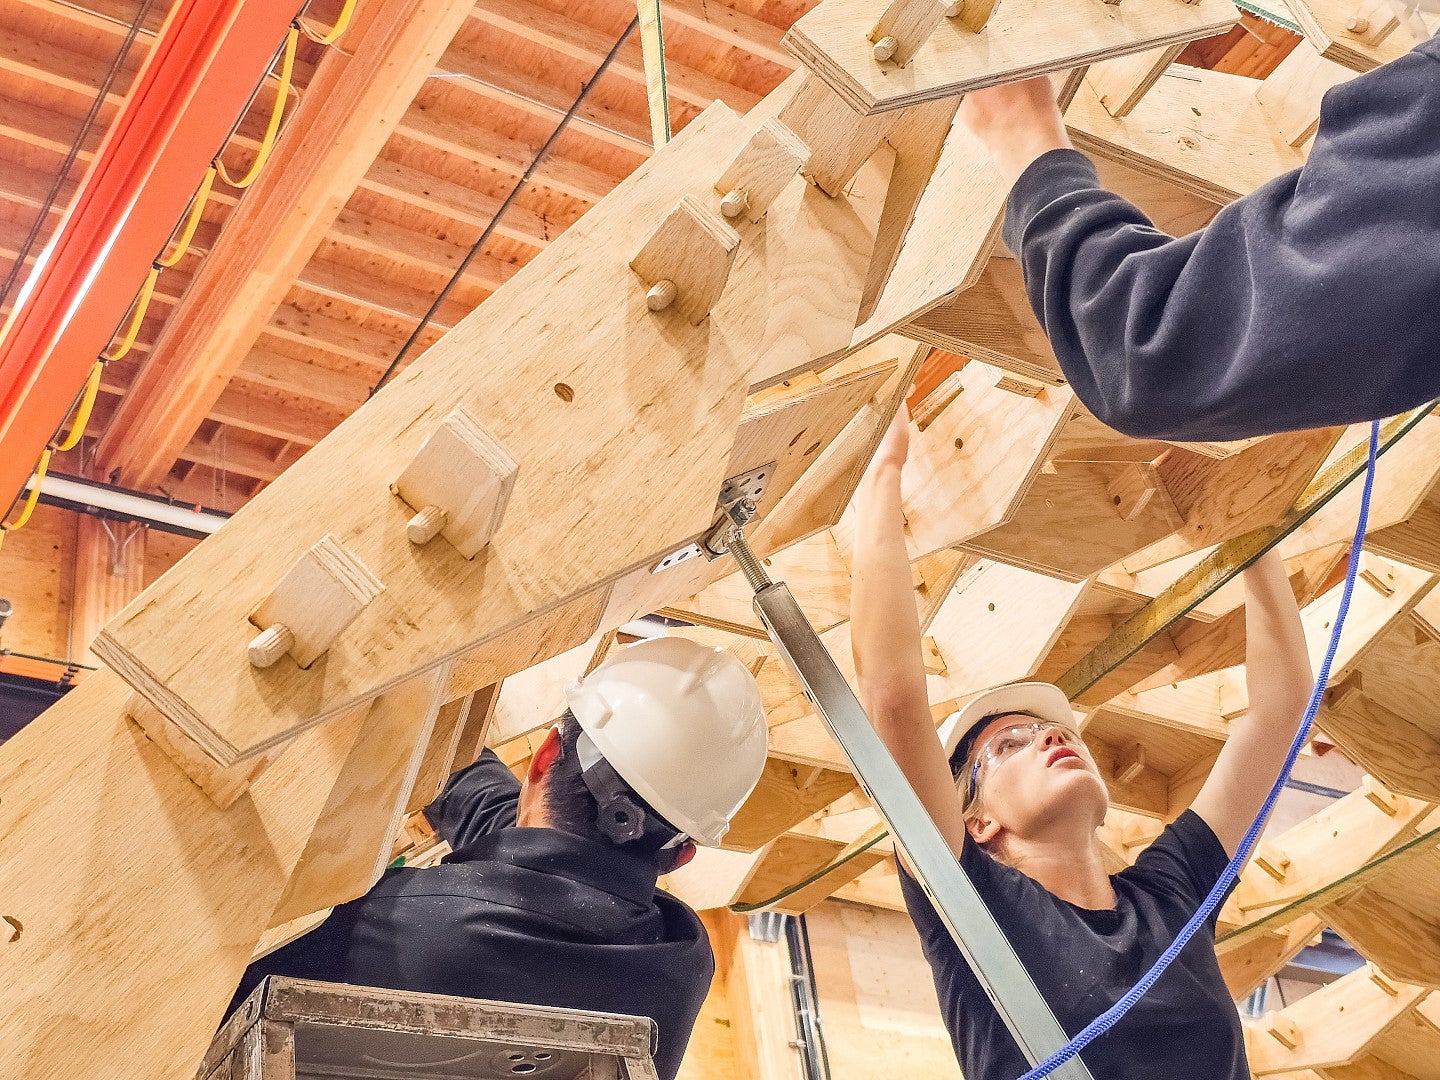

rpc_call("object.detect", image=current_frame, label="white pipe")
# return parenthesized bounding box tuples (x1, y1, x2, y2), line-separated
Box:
(23, 473, 228, 535)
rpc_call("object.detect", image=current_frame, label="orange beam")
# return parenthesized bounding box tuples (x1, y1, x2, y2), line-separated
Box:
(0, 0, 303, 510)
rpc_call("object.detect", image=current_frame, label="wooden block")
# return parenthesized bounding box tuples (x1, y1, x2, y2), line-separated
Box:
(249, 534, 385, 672)
(1084, 43, 1186, 117)
(1066, 65, 1308, 204)
(125, 694, 282, 809)
(714, 118, 811, 223)
(777, 74, 900, 196)
(1107, 462, 1183, 526)
(391, 407, 519, 559)
(782, 0, 1238, 115)
(722, 757, 859, 851)
(1265, 1012, 1302, 1050)
(630, 194, 742, 324)
(0, 669, 372, 1080)
(920, 635, 947, 676)
(900, 362, 1074, 559)
(1254, 39, 1353, 146)
(868, 0, 951, 68)
(947, 0, 1001, 33)
(271, 664, 452, 925)
(1284, 0, 1435, 72)
(852, 108, 1005, 348)
(1255, 841, 1292, 882)
(404, 691, 474, 815)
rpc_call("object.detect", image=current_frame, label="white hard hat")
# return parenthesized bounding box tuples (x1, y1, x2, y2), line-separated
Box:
(564, 636, 768, 847)
(938, 681, 1076, 767)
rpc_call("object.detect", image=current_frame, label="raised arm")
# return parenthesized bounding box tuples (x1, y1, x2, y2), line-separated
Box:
(1189, 549, 1314, 856)
(958, 38, 1440, 443)
(851, 410, 969, 857)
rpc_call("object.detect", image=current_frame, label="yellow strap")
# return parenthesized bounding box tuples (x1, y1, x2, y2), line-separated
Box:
(157, 166, 216, 268)
(3, 447, 52, 533)
(297, 0, 358, 45)
(216, 27, 299, 190)
(103, 265, 160, 361)
(54, 360, 104, 453)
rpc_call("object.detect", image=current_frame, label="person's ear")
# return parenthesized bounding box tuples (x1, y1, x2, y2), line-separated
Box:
(668, 839, 697, 872)
(966, 809, 1001, 847)
(526, 726, 563, 786)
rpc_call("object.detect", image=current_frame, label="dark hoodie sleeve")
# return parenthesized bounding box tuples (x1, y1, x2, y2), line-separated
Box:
(1003, 34, 1440, 443)
(422, 748, 520, 850)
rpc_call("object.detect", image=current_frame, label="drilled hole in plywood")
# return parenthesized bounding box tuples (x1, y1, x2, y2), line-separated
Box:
(804, 441, 821, 456)
(554, 383, 575, 402)
(954, 438, 964, 451)
(789, 430, 807, 447)
(987, 603, 995, 612)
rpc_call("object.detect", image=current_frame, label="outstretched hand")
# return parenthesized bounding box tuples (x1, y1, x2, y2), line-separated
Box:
(957, 76, 1072, 188)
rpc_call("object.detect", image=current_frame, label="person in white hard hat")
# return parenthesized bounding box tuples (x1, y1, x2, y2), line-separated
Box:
(851, 408, 1316, 1080)
(230, 636, 768, 1080)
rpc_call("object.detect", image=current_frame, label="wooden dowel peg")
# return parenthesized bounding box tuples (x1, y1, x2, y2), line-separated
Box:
(406, 505, 448, 545)
(647, 279, 678, 311)
(719, 187, 750, 219)
(392, 407, 519, 559)
(248, 624, 296, 669)
(630, 194, 740, 325)
(248, 535, 384, 670)
(944, 0, 1001, 32)
(867, 0, 952, 67)
(713, 119, 810, 222)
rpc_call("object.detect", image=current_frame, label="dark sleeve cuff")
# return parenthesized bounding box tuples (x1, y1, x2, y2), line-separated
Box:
(1002, 148, 1101, 254)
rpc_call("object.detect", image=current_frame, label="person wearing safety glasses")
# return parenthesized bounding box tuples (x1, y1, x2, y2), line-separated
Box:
(850, 409, 1316, 1080)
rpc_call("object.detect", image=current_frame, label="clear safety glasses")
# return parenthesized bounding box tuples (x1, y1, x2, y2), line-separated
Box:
(961, 719, 1083, 812)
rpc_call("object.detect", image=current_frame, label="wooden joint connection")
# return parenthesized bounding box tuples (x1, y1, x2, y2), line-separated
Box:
(1115, 742, 1146, 785)
(1107, 462, 1181, 526)
(944, 0, 1001, 32)
(994, 374, 1046, 398)
(1368, 964, 1400, 996)
(913, 371, 965, 432)
(1264, 1012, 1301, 1049)
(125, 693, 280, 807)
(1343, 0, 1399, 43)
(1254, 841, 1291, 882)
(921, 636, 948, 676)
(392, 407, 519, 559)
(630, 194, 741, 324)
(714, 119, 810, 223)
(1360, 566, 1396, 596)
(1362, 774, 1401, 816)
(868, 0, 952, 67)
(248, 535, 384, 669)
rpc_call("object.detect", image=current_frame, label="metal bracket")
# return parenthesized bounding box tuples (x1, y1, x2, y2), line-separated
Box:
(649, 462, 774, 573)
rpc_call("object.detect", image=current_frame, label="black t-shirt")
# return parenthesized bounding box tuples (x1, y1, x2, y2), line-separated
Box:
(898, 810, 1246, 1080)
(234, 751, 713, 1080)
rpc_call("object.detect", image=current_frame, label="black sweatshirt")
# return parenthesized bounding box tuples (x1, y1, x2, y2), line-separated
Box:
(233, 752, 712, 1080)
(1004, 32, 1440, 443)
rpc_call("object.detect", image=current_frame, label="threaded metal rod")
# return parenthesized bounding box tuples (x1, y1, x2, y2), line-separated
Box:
(726, 528, 773, 591)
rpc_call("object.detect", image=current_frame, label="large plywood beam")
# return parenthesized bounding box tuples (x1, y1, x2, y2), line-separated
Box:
(93, 92, 898, 767)
(782, 0, 1238, 114)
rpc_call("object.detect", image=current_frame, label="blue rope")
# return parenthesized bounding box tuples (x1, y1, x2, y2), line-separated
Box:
(1017, 420, 1382, 1080)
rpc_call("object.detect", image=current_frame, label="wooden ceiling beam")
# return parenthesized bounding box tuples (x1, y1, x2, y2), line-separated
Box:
(233, 348, 372, 413)
(357, 157, 557, 251)
(466, 0, 761, 112)
(659, 0, 797, 71)
(0, 23, 136, 112)
(326, 207, 523, 293)
(207, 382, 344, 446)
(433, 40, 653, 154)
(295, 255, 481, 329)
(395, 104, 619, 204)
(263, 302, 427, 370)
(94, 0, 479, 490)
(177, 430, 302, 483)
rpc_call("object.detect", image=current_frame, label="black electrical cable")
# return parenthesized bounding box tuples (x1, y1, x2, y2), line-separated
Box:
(0, 0, 164, 311)
(368, 15, 642, 397)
